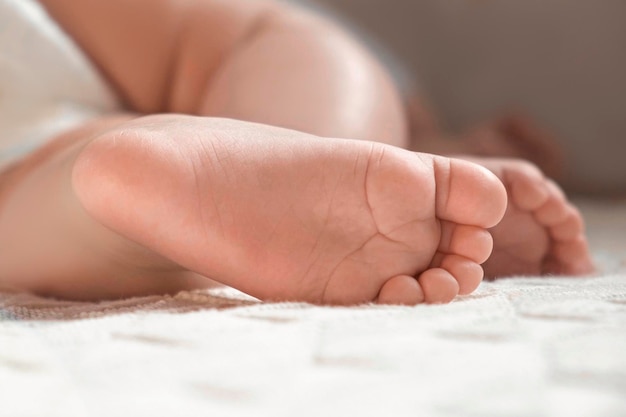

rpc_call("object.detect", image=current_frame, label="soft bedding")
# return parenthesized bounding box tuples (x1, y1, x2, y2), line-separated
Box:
(1, 199, 625, 417)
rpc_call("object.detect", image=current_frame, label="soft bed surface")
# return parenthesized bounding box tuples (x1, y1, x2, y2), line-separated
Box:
(1, 199, 625, 417)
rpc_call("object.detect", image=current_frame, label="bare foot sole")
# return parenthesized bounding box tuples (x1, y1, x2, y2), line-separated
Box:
(69, 115, 507, 305)
(460, 156, 594, 278)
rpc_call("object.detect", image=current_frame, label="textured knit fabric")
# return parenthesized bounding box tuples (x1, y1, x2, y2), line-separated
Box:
(1, 200, 625, 417)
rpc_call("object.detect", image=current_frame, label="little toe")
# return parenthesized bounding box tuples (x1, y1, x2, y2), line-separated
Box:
(438, 221, 494, 264)
(417, 268, 460, 304)
(377, 275, 425, 306)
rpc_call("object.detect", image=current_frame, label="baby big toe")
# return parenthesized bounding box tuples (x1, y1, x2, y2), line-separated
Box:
(506, 161, 550, 211)
(433, 157, 507, 229)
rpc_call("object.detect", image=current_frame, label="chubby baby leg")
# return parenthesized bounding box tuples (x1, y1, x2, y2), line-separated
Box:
(0, 115, 214, 298)
(0, 114, 506, 305)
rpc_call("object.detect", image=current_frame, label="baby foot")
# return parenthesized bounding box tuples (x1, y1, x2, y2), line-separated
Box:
(461, 157, 594, 278)
(71, 115, 507, 305)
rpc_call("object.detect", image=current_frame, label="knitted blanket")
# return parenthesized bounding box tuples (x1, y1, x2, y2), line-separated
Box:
(1, 199, 625, 417)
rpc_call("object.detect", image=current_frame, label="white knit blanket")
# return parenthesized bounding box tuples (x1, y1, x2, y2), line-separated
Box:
(1, 199, 625, 417)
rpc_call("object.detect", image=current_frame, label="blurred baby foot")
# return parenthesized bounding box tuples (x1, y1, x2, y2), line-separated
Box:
(461, 156, 594, 278)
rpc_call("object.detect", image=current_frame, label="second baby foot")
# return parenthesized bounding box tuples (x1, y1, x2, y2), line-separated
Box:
(462, 157, 594, 278)
(71, 115, 507, 305)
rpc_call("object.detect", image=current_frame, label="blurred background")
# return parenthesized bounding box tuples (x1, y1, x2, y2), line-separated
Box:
(306, 0, 626, 195)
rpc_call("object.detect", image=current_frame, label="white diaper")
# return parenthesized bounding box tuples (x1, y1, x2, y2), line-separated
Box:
(0, 0, 122, 169)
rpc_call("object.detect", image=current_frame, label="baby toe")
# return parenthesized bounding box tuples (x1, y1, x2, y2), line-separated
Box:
(377, 275, 425, 305)
(534, 192, 570, 226)
(439, 254, 484, 295)
(417, 268, 460, 304)
(548, 237, 593, 274)
(438, 222, 494, 265)
(433, 157, 507, 229)
(549, 206, 585, 242)
(504, 161, 551, 211)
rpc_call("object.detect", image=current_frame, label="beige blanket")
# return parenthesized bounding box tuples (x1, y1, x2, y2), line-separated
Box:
(1, 199, 625, 417)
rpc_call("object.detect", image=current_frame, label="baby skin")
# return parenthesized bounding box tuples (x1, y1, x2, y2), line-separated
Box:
(407, 101, 592, 278)
(0, 0, 593, 305)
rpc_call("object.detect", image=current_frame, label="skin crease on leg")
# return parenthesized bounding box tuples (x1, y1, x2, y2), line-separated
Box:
(0, 0, 593, 304)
